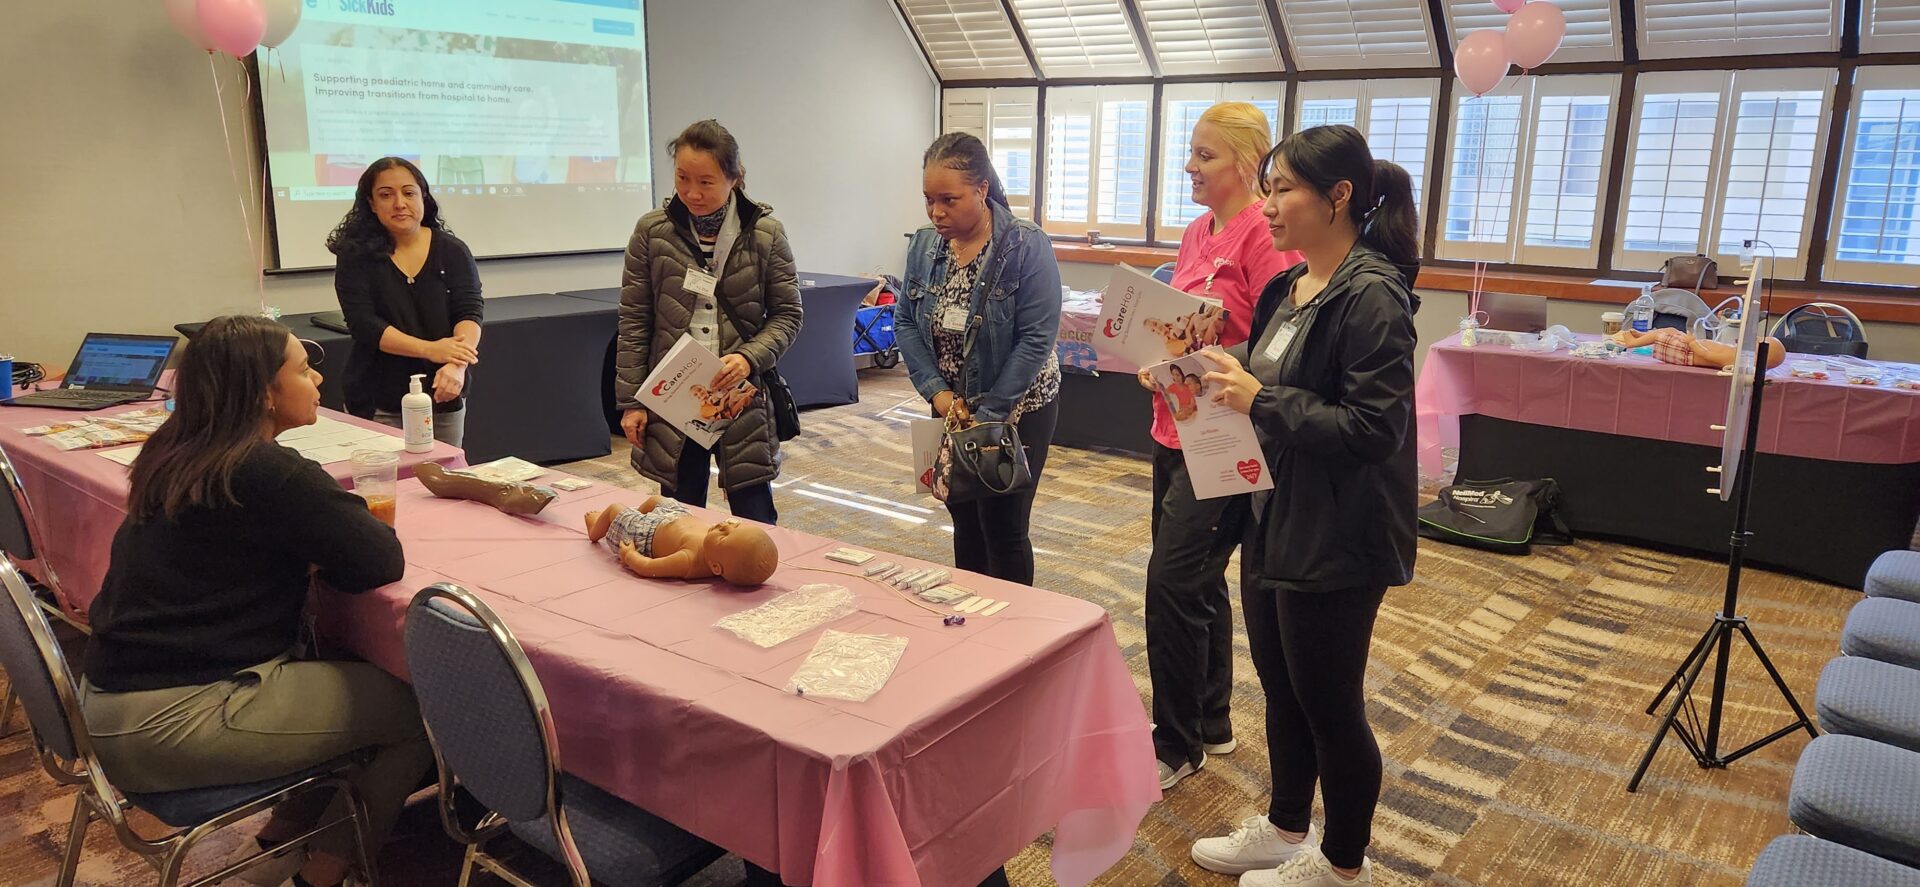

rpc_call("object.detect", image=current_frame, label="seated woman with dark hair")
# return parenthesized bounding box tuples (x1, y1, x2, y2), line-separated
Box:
(81, 315, 431, 887)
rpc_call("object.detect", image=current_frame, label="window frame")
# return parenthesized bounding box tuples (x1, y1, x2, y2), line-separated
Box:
(1612, 68, 1836, 279)
(1436, 74, 1623, 267)
(1292, 79, 1442, 212)
(1158, 82, 1286, 235)
(1825, 65, 1920, 286)
(1042, 84, 1155, 240)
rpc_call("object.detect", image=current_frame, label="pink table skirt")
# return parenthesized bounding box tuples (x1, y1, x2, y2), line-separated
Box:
(1415, 333, 1920, 477)
(316, 479, 1157, 887)
(1057, 294, 1135, 374)
(0, 399, 463, 619)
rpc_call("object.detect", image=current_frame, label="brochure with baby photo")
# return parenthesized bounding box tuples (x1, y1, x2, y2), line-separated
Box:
(909, 416, 944, 495)
(1095, 264, 1228, 371)
(1148, 351, 1274, 500)
(637, 334, 758, 449)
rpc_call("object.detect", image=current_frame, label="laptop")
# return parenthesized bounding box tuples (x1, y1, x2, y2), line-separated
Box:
(2, 333, 178, 411)
(1480, 291, 1549, 334)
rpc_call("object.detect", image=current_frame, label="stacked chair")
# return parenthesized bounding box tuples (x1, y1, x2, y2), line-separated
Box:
(1747, 550, 1920, 886)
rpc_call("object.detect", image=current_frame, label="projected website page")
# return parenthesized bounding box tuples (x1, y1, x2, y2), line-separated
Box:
(262, 0, 651, 269)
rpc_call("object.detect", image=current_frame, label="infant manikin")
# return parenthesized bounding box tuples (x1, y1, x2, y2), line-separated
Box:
(585, 495, 779, 587)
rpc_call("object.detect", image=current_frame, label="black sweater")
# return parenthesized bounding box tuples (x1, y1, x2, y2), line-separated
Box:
(84, 444, 404, 692)
(333, 229, 484, 416)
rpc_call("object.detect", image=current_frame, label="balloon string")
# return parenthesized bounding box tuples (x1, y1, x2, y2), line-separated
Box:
(240, 61, 268, 307)
(209, 53, 265, 315)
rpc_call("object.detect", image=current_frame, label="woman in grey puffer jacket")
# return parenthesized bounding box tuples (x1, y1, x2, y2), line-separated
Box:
(614, 120, 803, 524)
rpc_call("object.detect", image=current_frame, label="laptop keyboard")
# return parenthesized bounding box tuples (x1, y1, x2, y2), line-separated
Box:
(30, 390, 122, 401)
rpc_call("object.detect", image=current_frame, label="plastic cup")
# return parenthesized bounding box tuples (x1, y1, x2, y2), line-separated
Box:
(1601, 312, 1624, 336)
(350, 449, 400, 526)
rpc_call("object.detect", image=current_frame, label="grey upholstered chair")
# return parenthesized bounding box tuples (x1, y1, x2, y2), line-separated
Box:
(403, 583, 722, 887)
(1746, 834, 1920, 887)
(1788, 735, 1920, 870)
(0, 559, 375, 887)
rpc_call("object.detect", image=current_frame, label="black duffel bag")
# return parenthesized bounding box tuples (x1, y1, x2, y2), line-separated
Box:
(1417, 478, 1573, 555)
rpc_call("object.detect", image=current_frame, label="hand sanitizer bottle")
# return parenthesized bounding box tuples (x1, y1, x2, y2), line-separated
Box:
(403, 374, 434, 453)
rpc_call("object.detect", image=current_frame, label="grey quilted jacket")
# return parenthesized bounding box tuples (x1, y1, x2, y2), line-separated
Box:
(615, 190, 804, 492)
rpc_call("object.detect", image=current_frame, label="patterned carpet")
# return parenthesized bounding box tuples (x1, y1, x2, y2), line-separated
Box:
(0, 367, 1875, 887)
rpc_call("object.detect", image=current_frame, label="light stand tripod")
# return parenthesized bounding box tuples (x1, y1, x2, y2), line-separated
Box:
(1626, 340, 1819, 793)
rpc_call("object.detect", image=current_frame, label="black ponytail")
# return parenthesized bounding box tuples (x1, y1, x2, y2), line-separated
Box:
(1262, 124, 1421, 270)
(923, 132, 1010, 210)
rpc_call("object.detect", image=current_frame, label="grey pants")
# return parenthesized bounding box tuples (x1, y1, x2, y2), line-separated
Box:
(82, 657, 433, 858)
(373, 406, 465, 449)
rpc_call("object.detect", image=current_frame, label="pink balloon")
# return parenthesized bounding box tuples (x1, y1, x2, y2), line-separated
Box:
(1492, 0, 1526, 13)
(163, 0, 215, 51)
(196, 0, 267, 57)
(1454, 30, 1511, 98)
(1506, 1, 1568, 69)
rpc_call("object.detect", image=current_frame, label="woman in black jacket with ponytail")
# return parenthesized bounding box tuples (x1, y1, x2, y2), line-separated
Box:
(1187, 125, 1421, 887)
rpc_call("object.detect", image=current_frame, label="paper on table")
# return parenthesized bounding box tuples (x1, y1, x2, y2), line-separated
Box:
(1094, 264, 1226, 372)
(98, 445, 142, 466)
(1149, 351, 1274, 500)
(273, 416, 405, 466)
(636, 334, 757, 449)
(452, 456, 546, 484)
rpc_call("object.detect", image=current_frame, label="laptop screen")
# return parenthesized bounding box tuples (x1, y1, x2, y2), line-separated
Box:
(64, 334, 176, 392)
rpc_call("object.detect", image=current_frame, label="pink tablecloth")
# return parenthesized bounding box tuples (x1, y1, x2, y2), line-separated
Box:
(315, 478, 1157, 887)
(1415, 333, 1920, 477)
(0, 399, 464, 619)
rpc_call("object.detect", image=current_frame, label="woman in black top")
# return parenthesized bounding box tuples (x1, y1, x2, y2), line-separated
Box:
(329, 157, 483, 447)
(82, 315, 430, 887)
(1188, 126, 1421, 887)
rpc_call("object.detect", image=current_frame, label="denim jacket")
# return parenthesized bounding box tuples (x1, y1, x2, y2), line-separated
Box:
(896, 202, 1062, 423)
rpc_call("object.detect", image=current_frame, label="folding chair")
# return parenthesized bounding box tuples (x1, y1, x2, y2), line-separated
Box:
(404, 583, 722, 887)
(0, 443, 90, 736)
(0, 560, 376, 887)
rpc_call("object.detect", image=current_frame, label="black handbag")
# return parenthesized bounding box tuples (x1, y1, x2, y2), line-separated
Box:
(1416, 478, 1572, 555)
(713, 273, 801, 442)
(1660, 254, 1719, 293)
(932, 413, 1032, 503)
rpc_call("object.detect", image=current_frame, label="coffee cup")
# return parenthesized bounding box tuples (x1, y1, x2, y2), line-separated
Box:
(1601, 311, 1625, 336)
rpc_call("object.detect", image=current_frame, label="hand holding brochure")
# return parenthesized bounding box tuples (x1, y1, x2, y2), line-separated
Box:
(637, 334, 758, 449)
(1149, 350, 1273, 500)
(1095, 264, 1228, 371)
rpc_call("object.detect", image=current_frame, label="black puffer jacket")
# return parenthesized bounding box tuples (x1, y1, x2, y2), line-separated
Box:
(1242, 242, 1420, 593)
(615, 190, 803, 492)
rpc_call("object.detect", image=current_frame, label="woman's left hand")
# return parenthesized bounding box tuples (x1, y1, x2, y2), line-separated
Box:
(432, 363, 466, 403)
(1196, 349, 1259, 415)
(712, 354, 752, 390)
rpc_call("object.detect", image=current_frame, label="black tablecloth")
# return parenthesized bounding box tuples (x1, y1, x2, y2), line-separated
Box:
(179, 293, 617, 465)
(1054, 369, 1153, 455)
(1456, 414, 1920, 587)
(561, 272, 870, 411)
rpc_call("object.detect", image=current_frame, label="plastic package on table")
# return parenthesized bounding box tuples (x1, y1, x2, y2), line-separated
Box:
(714, 584, 857, 648)
(786, 630, 909, 702)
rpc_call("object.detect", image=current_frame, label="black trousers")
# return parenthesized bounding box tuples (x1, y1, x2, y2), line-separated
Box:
(668, 438, 779, 525)
(1145, 443, 1248, 768)
(944, 397, 1060, 586)
(1241, 528, 1386, 870)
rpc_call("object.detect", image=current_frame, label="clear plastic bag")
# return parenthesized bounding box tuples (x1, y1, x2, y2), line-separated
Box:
(786, 630, 908, 702)
(714, 584, 857, 648)
(1510, 324, 1577, 353)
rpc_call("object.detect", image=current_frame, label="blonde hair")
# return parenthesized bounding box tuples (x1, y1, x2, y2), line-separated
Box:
(1196, 102, 1274, 195)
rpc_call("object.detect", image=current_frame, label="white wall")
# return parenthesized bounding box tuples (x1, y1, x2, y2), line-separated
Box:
(0, 2, 935, 373)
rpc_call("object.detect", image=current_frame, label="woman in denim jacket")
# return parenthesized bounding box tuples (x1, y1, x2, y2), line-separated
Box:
(896, 133, 1063, 585)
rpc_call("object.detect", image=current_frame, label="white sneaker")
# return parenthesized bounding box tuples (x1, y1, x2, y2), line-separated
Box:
(1158, 757, 1204, 790)
(1240, 847, 1371, 887)
(1191, 816, 1319, 875)
(1204, 737, 1239, 755)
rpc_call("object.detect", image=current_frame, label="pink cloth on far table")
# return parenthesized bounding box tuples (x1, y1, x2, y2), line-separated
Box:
(316, 480, 1158, 887)
(0, 398, 464, 619)
(1414, 332, 1920, 477)
(1056, 293, 1136, 374)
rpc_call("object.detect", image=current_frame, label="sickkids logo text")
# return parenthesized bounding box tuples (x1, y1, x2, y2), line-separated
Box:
(339, 0, 396, 15)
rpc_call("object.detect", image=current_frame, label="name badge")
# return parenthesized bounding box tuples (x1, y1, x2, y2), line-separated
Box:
(683, 269, 718, 298)
(941, 306, 970, 332)
(1261, 321, 1300, 364)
